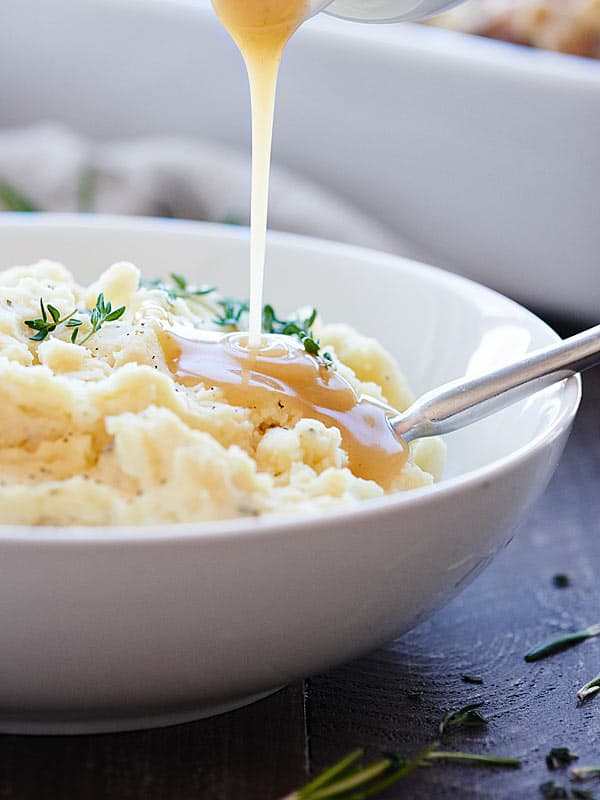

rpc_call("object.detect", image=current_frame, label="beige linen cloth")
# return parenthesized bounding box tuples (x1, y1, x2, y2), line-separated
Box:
(0, 123, 408, 254)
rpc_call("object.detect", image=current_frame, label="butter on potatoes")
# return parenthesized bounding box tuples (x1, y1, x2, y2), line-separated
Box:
(0, 261, 445, 525)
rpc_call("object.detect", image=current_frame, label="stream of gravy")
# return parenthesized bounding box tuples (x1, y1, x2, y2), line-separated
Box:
(211, 0, 309, 347)
(180, 2, 406, 487)
(162, 330, 408, 488)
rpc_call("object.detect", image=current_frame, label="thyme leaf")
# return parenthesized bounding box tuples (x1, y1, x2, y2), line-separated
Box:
(214, 298, 250, 328)
(577, 674, 600, 703)
(140, 273, 215, 303)
(547, 749, 579, 770)
(553, 574, 571, 588)
(215, 300, 331, 362)
(25, 294, 124, 345)
(439, 702, 488, 735)
(524, 624, 600, 662)
(24, 299, 80, 342)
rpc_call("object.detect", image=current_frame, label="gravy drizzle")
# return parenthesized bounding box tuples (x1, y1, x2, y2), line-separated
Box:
(211, 0, 309, 347)
(162, 330, 408, 488)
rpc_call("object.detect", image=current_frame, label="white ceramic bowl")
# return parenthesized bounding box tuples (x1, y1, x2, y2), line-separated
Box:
(0, 214, 580, 734)
(1, 0, 599, 317)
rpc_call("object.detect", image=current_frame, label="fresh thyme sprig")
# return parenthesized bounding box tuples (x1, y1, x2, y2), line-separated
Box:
(439, 702, 488, 734)
(280, 743, 520, 800)
(74, 293, 126, 344)
(215, 299, 331, 361)
(524, 624, 600, 663)
(577, 674, 600, 703)
(24, 294, 125, 345)
(214, 297, 250, 328)
(140, 273, 215, 303)
(24, 299, 81, 342)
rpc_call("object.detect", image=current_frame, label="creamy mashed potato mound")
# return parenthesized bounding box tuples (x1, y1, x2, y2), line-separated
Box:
(0, 261, 445, 525)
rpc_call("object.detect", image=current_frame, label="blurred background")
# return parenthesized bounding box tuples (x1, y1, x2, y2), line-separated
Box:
(0, 0, 599, 319)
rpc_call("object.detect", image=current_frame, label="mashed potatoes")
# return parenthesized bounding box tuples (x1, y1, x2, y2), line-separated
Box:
(0, 260, 445, 525)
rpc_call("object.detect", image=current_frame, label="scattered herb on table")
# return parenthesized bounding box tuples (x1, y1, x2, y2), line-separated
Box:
(24, 294, 125, 344)
(280, 743, 520, 800)
(572, 766, 600, 782)
(547, 749, 579, 770)
(553, 574, 571, 588)
(577, 674, 600, 703)
(439, 702, 488, 735)
(461, 674, 484, 685)
(0, 180, 39, 212)
(141, 273, 215, 303)
(540, 780, 594, 799)
(524, 624, 600, 662)
(406, 689, 423, 700)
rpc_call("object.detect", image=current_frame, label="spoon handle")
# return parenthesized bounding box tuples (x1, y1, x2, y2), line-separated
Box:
(392, 323, 600, 443)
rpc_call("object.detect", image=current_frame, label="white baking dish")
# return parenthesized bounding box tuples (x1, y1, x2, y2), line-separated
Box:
(1, 0, 599, 318)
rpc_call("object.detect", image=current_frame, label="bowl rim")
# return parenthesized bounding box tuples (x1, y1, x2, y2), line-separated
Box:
(0, 212, 582, 543)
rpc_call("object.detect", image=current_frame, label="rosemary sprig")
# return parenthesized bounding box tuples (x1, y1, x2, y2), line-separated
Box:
(439, 702, 488, 734)
(428, 751, 520, 767)
(524, 624, 600, 663)
(0, 180, 39, 212)
(577, 674, 600, 703)
(281, 743, 520, 800)
(547, 749, 579, 770)
(24, 294, 125, 345)
(140, 273, 215, 303)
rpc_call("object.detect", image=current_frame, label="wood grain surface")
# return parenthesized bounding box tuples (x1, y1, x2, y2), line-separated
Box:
(1, 329, 599, 800)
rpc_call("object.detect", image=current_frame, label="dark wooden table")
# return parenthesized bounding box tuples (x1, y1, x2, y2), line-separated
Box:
(2, 319, 599, 800)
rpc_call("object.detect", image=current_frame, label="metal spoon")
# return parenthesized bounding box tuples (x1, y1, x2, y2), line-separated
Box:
(391, 324, 599, 443)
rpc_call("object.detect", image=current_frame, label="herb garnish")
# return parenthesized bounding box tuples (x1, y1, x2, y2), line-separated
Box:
(439, 702, 488, 734)
(461, 674, 484, 685)
(215, 299, 331, 362)
(524, 624, 600, 662)
(577, 674, 600, 703)
(540, 780, 594, 799)
(24, 294, 125, 344)
(572, 766, 600, 782)
(141, 273, 215, 303)
(214, 297, 250, 328)
(0, 180, 39, 212)
(553, 574, 571, 588)
(280, 743, 520, 800)
(24, 299, 81, 342)
(547, 749, 579, 770)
